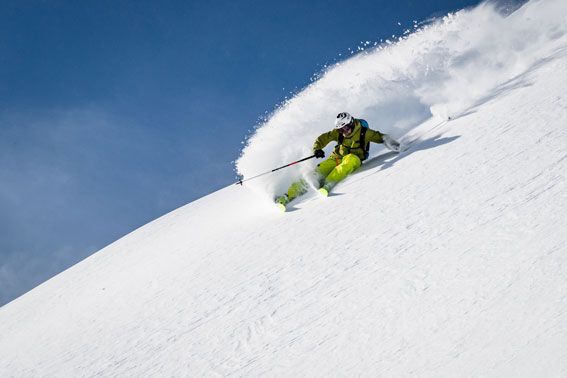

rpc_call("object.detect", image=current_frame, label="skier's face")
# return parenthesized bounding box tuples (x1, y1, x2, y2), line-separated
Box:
(339, 125, 353, 136)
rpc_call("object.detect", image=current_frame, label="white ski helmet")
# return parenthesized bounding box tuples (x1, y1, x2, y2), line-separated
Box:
(335, 112, 354, 129)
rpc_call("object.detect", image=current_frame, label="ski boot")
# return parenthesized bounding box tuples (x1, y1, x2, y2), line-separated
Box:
(274, 194, 290, 211)
(317, 182, 335, 197)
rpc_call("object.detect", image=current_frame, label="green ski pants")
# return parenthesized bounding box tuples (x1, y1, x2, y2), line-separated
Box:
(285, 154, 362, 200)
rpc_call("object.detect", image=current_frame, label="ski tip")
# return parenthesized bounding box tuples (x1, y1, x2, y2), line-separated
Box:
(318, 188, 329, 197)
(275, 203, 287, 212)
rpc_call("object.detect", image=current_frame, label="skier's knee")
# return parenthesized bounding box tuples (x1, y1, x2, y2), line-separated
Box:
(342, 154, 361, 168)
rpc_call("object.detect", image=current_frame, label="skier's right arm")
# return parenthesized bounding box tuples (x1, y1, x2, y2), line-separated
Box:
(313, 129, 340, 152)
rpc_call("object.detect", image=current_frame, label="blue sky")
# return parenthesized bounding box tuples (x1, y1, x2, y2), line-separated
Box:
(0, 0, 485, 306)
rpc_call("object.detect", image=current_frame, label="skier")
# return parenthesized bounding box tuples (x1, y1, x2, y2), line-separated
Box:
(275, 112, 401, 208)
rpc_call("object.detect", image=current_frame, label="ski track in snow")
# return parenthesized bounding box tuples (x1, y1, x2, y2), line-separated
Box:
(2, 0, 567, 377)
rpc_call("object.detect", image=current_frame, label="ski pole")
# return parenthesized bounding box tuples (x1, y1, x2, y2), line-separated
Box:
(235, 154, 316, 185)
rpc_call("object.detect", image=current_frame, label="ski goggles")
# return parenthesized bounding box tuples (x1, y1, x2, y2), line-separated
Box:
(338, 125, 353, 134)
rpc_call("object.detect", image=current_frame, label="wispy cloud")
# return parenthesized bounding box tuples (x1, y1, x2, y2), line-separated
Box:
(0, 107, 162, 305)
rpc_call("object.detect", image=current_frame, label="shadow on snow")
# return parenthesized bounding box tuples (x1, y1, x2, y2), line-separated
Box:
(357, 134, 461, 176)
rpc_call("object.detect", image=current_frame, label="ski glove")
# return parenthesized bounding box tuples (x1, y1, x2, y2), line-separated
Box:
(314, 149, 325, 158)
(383, 134, 401, 152)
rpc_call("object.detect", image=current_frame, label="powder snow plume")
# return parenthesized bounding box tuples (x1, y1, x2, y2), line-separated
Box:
(235, 0, 567, 199)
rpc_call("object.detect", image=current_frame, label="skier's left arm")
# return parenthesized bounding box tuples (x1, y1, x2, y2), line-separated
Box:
(368, 128, 401, 152)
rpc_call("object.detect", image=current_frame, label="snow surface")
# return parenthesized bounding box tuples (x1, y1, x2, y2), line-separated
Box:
(1, 0, 567, 376)
(236, 0, 567, 200)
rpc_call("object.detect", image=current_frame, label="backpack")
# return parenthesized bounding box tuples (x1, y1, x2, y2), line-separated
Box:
(337, 119, 370, 160)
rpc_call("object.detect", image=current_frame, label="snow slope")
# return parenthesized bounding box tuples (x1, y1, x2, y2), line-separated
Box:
(1, 0, 567, 376)
(236, 0, 567, 199)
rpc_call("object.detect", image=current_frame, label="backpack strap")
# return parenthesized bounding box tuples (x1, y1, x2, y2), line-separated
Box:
(360, 126, 369, 160)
